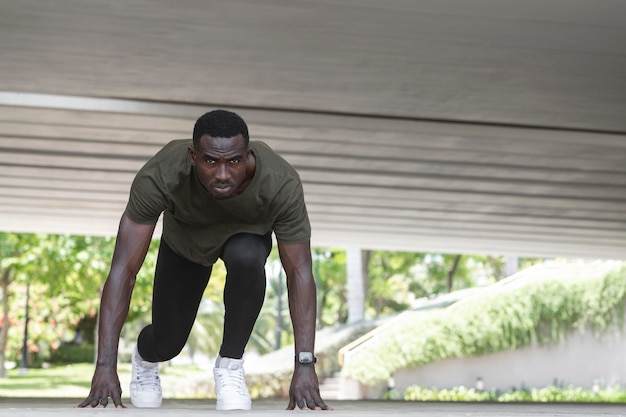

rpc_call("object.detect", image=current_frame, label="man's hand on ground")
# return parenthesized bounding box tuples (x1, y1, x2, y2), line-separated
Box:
(286, 365, 333, 411)
(75, 365, 125, 408)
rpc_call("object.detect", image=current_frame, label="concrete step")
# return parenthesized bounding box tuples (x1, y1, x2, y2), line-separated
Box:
(319, 373, 344, 400)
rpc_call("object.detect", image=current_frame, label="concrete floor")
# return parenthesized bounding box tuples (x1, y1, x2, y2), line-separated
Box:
(2, 398, 626, 417)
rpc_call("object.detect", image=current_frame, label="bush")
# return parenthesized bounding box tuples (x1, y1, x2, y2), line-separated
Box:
(404, 384, 626, 403)
(49, 344, 95, 364)
(403, 385, 495, 402)
(343, 265, 626, 385)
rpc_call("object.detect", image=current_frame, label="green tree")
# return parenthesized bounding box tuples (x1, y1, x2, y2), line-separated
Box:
(313, 248, 347, 328)
(365, 250, 424, 317)
(410, 253, 505, 297)
(262, 252, 290, 350)
(418, 253, 472, 295)
(0, 232, 43, 376)
(0, 232, 162, 371)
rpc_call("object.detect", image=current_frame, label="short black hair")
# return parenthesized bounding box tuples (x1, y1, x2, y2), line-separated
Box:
(192, 110, 249, 146)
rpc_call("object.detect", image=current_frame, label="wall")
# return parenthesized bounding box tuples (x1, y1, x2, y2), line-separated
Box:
(357, 326, 626, 399)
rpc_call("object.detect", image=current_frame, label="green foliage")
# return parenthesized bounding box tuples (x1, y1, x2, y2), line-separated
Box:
(343, 265, 626, 385)
(240, 246, 349, 356)
(49, 344, 96, 364)
(125, 237, 161, 323)
(0, 232, 160, 367)
(364, 251, 505, 318)
(403, 384, 626, 403)
(256, 251, 293, 351)
(403, 385, 495, 401)
(365, 250, 424, 317)
(314, 248, 348, 327)
(248, 370, 292, 398)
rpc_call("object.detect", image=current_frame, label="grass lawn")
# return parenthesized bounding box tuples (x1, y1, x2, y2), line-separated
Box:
(0, 363, 212, 400)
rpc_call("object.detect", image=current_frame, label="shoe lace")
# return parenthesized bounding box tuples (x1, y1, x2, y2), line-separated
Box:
(135, 361, 160, 389)
(217, 367, 246, 393)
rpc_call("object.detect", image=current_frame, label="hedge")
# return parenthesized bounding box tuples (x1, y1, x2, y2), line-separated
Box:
(343, 264, 626, 385)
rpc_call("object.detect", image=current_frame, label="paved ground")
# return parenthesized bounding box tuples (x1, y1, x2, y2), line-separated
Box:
(1, 398, 626, 417)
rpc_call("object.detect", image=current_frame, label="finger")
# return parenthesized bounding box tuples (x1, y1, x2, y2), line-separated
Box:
(85, 396, 100, 408)
(317, 401, 333, 410)
(76, 394, 98, 408)
(75, 399, 90, 408)
(286, 398, 296, 410)
(313, 396, 332, 410)
(98, 397, 109, 408)
(87, 398, 100, 408)
(110, 389, 123, 408)
(112, 394, 125, 409)
(296, 399, 306, 409)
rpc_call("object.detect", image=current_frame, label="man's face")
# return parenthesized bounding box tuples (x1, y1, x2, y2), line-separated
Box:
(189, 134, 251, 199)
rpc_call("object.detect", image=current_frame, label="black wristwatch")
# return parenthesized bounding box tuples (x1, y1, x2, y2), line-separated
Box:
(296, 351, 317, 365)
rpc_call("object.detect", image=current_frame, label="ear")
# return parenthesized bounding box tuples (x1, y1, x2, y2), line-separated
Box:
(188, 145, 197, 166)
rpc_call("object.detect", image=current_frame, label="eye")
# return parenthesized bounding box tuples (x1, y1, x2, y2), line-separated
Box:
(230, 158, 240, 164)
(205, 158, 216, 164)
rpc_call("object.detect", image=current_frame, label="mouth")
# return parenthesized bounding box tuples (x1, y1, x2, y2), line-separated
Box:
(211, 183, 234, 196)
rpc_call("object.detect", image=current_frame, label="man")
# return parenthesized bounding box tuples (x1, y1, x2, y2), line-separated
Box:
(77, 110, 331, 411)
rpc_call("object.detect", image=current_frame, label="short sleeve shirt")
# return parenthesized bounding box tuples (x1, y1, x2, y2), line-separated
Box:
(125, 139, 311, 266)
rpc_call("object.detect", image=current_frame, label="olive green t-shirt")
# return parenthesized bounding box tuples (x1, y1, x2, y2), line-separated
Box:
(125, 139, 311, 266)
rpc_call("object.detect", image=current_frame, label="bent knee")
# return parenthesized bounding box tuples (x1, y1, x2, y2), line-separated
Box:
(152, 337, 186, 361)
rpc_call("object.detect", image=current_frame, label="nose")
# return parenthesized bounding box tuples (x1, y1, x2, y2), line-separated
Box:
(215, 163, 230, 182)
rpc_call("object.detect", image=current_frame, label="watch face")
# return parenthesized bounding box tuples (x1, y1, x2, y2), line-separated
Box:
(298, 352, 314, 363)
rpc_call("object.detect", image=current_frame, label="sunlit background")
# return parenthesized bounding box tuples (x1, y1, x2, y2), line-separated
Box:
(0, 0, 625, 403)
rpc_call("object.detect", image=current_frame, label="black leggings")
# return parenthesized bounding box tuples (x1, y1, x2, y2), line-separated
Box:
(137, 232, 272, 362)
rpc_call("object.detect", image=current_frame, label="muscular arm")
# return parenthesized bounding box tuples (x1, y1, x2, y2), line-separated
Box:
(77, 212, 156, 408)
(279, 240, 331, 411)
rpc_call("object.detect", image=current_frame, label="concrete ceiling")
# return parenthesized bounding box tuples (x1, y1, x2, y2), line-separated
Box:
(0, 0, 625, 259)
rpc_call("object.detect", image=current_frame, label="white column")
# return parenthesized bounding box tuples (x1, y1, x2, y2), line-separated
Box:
(505, 256, 519, 277)
(346, 247, 365, 323)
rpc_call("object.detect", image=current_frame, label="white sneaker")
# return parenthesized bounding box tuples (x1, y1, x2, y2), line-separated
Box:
(130, 345, 163, 408)
(213, 355, 251, 410)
